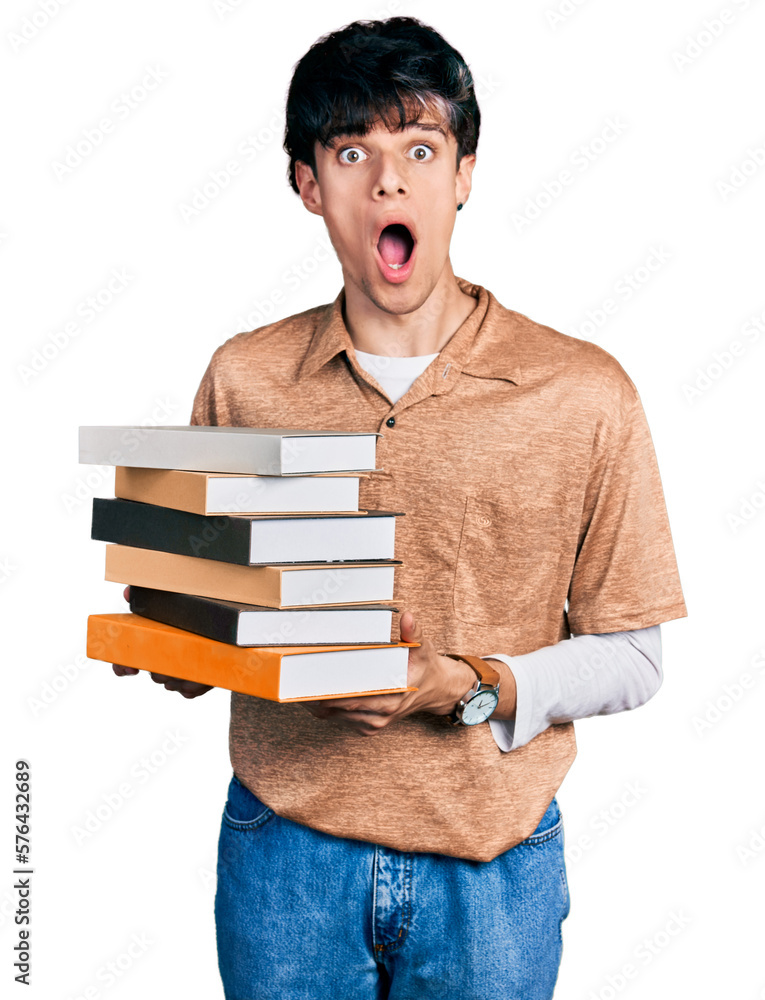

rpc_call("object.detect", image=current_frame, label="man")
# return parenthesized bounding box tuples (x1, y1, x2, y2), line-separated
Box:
(115, 16, 687, 998)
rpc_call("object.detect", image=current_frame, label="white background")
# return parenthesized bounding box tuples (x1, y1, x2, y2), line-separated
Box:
(2, 0, 764, 997)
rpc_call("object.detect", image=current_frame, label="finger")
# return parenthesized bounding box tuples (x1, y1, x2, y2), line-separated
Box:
(149, 673, 181, 686)
(334, 714, 389, 734)
(322, 708, 387, 721)
(335, 711, 389, 724)
(112, 664, 139, 676)
(317, 695, 401, 714)
(178, 684, 211, 698)
(152, 675, 210, 697)
(399, 609, 423, 642)
(159, 678, 185, 692)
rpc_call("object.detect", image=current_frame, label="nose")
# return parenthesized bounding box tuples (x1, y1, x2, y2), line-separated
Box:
(372, 152, 408, 200)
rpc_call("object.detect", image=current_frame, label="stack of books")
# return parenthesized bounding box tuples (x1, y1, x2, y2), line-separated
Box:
(81, 426, 418, 702)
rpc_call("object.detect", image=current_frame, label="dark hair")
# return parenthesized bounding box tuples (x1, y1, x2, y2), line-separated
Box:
(283, 16, 480, 193)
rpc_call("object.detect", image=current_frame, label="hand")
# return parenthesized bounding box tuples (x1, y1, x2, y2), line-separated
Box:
(111, 586, 213, 699)
(299, 610, 480, 736)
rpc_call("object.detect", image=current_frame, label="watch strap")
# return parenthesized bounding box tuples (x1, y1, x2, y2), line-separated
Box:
(444, 653, 501, 688)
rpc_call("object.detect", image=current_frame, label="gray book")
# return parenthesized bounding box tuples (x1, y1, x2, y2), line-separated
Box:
(79, 426, 380, 475)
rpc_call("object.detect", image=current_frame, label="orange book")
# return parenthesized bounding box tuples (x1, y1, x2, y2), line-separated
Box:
(87, 613, 419, 702)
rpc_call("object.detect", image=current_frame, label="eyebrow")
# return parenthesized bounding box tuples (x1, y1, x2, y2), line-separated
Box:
(328, 122, 450, 145)
(404, 123, 449, 137)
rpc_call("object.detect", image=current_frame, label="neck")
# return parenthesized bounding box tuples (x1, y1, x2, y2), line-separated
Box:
(342, 260, 477, 358)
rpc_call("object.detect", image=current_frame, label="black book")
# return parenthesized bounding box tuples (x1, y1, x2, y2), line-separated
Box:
(129, 587, 398, 646)
(91, 498, 401, 565)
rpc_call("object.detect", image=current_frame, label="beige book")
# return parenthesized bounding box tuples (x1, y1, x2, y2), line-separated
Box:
(115, 466, 367, 516)
(104, 544, 400, 609)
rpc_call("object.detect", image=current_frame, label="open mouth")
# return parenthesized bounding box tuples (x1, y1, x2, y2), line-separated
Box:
(377, 224, 415, 270)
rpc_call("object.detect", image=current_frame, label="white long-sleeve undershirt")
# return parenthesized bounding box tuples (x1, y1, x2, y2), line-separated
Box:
(352, 348, 664, 752)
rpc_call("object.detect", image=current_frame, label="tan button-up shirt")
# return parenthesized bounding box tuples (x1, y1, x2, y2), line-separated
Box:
(191, 276, 687, 861)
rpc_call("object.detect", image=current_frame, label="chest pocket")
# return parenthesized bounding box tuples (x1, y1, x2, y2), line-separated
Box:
(452, 492, 566, 627)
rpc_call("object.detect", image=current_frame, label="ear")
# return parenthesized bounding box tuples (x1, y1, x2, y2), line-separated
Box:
(455, 153, 476, 210)
(295, 160, 324, 218)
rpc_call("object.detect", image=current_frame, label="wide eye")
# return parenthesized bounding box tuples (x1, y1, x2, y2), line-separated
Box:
(339, 147, 367, 164)
(410, 145, 434, 161)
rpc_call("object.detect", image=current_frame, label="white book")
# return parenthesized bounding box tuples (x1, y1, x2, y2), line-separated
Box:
(80, 426, 380, 475)
(279, 646, 409, 700)
(238, 608, 393, 646)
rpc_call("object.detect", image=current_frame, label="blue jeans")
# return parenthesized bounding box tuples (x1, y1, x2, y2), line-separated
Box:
(215, 773, 570, 999)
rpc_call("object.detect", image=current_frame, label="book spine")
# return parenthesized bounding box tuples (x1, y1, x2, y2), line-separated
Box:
(80, 427, 277, 474)
(86, 613, 282, 700)
(105, 545, 283, 607)
(92, 498, 252, 565)
(115, 467, 209, 515)
(128, 586, 240, 644)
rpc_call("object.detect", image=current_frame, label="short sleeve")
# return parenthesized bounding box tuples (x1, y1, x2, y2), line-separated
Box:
(566, 391, 687, 634)
(190, 348, 222, 427)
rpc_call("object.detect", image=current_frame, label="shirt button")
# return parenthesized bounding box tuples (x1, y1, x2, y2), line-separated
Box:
(386, 416, 396, 427)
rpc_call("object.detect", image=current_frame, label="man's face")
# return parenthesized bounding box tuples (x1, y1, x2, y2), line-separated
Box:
(294, 106, 475, 316)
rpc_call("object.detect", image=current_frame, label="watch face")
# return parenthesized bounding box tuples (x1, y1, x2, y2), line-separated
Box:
(461, 689, 499, 726)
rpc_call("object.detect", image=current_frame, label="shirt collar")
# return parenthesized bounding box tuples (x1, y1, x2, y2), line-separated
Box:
(296, 276, 522, 386)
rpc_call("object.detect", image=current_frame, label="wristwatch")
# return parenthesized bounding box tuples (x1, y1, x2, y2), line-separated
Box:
(445, 653, 501, 726)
